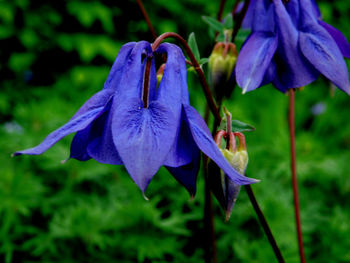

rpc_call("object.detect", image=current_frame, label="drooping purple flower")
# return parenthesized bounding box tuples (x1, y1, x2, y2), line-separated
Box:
(235, 0, 350, 94)
(14, 41, 258, 195)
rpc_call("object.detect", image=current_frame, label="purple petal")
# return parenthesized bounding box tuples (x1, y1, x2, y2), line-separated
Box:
(70, 102, 114, 161)
(103, 42, 136, 90)
(261, 60, 277, 87)
(112, 99, 178, 192)
(241, 0, 256, 29)
(311, 0, 321, 19)
(285, 0, 300, 27)
(154, 44, 191, 167)
(163, 111, 195, 167)
(14, 105, 107, 156)
(86, 100, 123, 165)
(252, 0, 275, 32)
(164, 109, 200, 196)
(183, 104, 258, 185)
(156, 43, 189, 107)
(272, 0, 319, 89)
(299, 0, 350, 94)
(319, 20, 350, 59)
(166, 152, 200, 197)
(114, 41, 152, 103)
(70, 127, 92, 161)
(236, 32, 278, 93)
(71, 89, 114, 120)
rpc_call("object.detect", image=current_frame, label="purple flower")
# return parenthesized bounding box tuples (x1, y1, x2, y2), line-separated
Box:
(235, 0, 350, 94)
(14, 41, 258, 195)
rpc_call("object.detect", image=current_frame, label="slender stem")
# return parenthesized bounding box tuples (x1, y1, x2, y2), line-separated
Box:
(152, 32, 221, 124)
(217, 0, 227, 21)
(288, 89, 306, 263)
(203, 156, 218, 263)
(231, 0, 241, 29)
(231, 0, 251, 43)
(245, 185, 285, 263)
(136, 0, 157, 41)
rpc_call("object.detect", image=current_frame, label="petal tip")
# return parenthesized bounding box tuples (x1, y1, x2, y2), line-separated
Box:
(60, 158, 69, 164)
(242, 177, 260, 185)
(12, 152, 21, 157)
(142, 192, 149, 201)
(225, 210, 232, 222)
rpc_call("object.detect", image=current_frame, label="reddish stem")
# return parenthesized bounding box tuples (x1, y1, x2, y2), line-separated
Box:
(217, 0, 227, 21)
(288, 89, 306, 263)
(231, 0, 251, 43)
(152, 32, 221, 125)
(136, 0, 157, 41)
(228, 132, 236, 152)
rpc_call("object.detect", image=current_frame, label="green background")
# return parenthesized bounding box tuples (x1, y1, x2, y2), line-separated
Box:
(1, 0, 350, 262)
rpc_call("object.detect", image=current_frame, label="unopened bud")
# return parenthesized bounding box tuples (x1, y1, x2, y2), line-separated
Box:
(221, 132, 248, 174)
(208, 42, 237, 96)
(210, 126, 249, 220)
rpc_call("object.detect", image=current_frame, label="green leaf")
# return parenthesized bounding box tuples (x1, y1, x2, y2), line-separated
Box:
(219, 119, 256, 132)
(223, 13, 233, 29)
(199, 58, 209, 65)
(188, 32, 200, 61)
(202, 16, 224, 34)
(231, 120, 256, 132)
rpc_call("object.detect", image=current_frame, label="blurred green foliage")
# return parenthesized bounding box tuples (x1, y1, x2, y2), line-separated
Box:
(1, 0, 350, 262)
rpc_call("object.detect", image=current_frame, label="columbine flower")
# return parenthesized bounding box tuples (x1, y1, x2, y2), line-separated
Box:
(14, 41, 258, 195)
(235, 0, 350, 94)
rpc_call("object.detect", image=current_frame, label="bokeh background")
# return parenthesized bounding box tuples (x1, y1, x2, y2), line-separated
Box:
(1, 0, 350, 262)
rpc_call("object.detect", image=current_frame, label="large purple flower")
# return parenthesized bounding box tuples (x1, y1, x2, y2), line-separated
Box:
(235, 0, 350, 94)
(14, 41, 258, 195)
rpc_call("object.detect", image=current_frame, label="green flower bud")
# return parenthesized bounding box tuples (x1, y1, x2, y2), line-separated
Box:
(208, 42, 237, 96)
(220, 148, 248, 175)
(209, 128, 249, 221)
(220, 132, 248, 174)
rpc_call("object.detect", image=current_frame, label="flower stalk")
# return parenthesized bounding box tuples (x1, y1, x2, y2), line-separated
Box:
(288, 89, 306, 263)
(136, 0, 157, 41)
(245, 184, 285, 263)
(217, 0, 227, 21)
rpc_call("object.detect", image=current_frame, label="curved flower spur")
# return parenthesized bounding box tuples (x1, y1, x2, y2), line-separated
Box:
(13, 41, 258, 196)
